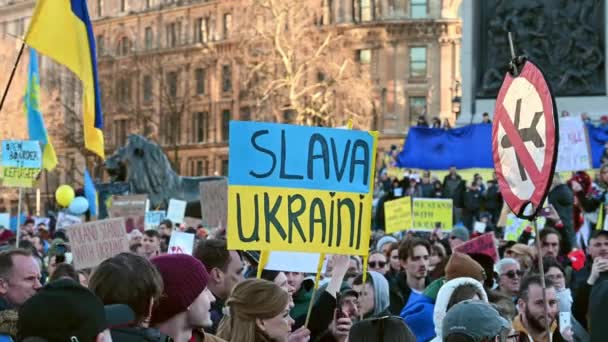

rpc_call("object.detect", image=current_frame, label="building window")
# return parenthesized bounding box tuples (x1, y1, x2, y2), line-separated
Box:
(409, 46, 427, 77)
(117, 78, 131, 104)
(192, 111, 209, 143)
(166, 22, 178, 48)
(120, 0, 127, 12)
(143, 75, 152, 102)
(411, 0, 428, 19)
(194, 17, 209, 43)
(117, 37, 131, 56)
(409, 96, 426, 125)
(114, 119, 128, 146)
(221, 159, 229, 176)
(223, 13, 232, 39)
(97, 0, 103, 17)
(356, 49, 371, 64)
(355, 0, 373, 22)
(194, 68, 205, 95)
(221, 109, 231, 141)
(222, 65, 232, 92)
(145, 27, 153, 49)
(96, 35, 104, 56)
(167, 71, 178, 98)
(164, 113, 182, 146)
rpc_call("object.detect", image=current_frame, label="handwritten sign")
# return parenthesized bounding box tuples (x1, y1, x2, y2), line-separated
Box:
(167, 231, 195, 255)
(67, 218, 129, 270)
(556, 117, 591, 172)
(1, 140, 42, 187)
(227, 121, 378, 256)
(453, 232, 499, 262)
(0, 213, 9, 229)
(200, 179, 227, 228)
(167, 199, 187, 224)
(145, 211, 166, 230)
(384, 197, 412, 233)
(56, 212, 82, 230)
(412, 198, 453, 232)
(108, 195, 147, 232)
(504, 213, 546, 241)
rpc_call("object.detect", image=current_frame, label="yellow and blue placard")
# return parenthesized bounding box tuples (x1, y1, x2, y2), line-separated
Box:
(227, 121, 378, 256)
(2, 140, 42, 187)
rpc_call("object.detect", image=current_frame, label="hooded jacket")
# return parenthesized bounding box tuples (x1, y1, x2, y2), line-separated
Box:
(366, 271, 390, 318)
(430, 277, 487, 342)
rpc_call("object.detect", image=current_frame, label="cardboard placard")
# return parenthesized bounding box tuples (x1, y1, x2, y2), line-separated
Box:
(56, 212, 82, 230)
(199, 179, 228, 229)
(67, 218, 129, 270)
(384, 197, 412, 233)
(166, 199, 187, 224)
(108, 195, 147, 232)
(227, 121, 378, 256)
(167, 231, 195, 255)
(453, 232, 499, 262)
(412, 198, 453, 232)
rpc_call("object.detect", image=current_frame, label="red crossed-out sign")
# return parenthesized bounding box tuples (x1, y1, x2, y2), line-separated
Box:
(492, 61, 558, 219)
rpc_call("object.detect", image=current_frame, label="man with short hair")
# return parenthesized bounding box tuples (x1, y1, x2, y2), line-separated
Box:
(443, 300, 509, 342)
(158, 219, 173, 238)
(540, 227, 561, 258)
(0, 249, 42, 309)
(513, 274, 564, 342)
(391, 238, 431, 312)
(193, 239, 244, 334)
(142, 230, 161, 259)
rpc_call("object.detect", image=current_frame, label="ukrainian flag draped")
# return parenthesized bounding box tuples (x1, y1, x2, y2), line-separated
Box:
(25, 48, 57, 170)
(24, 0, 105, 159)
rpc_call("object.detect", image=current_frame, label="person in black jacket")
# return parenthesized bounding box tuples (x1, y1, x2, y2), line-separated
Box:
(483, 178, 503, 225)
(419, 171, 435, 198)
(548, 175, 576, 254)
(442, 167, 465, 224)
(463, 181, 483, 231)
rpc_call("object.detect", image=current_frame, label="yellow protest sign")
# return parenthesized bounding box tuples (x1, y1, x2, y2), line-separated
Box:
(384, 196, 412, 233)
(412, 198, 453, 231)
(227, 121, 378, 256)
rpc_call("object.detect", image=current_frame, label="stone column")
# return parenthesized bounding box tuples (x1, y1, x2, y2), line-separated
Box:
(439, 38, 454, 120)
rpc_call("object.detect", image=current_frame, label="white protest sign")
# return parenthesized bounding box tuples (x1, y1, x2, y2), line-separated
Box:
(167, 231, 195, 255)
(0, 213, 9, 229)
(145, 211, 166, 230)
(556, 117, 591, 172)
(265, 251, 327, 274)
(167, 199, 187, 224)
(56, 212, 82, 230)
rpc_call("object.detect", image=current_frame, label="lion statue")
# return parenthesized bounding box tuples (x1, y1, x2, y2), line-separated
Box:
(104, 134, 224, 218)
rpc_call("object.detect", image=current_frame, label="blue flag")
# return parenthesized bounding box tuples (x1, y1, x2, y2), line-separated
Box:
(83, 169, 98, 216)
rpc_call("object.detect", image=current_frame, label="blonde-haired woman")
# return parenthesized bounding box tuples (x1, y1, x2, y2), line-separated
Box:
(217, 279, 295, 342)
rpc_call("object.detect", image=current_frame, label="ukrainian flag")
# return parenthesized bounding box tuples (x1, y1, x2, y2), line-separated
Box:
(24, 0, 105, 159)
(25, 48, 57, 171)
(83, 169, 98, 216)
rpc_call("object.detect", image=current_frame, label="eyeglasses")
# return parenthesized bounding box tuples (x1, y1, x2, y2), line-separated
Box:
(369, 261, 386, 268)
(502, 270, 524, 279)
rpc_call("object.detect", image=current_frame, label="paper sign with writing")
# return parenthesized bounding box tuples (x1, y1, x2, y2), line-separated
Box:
(504, 213, 546, 241)
(108, 195, 147, 233)
(67, 218, 129, 270)
(145, 211, 166, 230)
(200, 179, 227, 228)
(556, 117, 591, 172)
(453, 232, 499, 262)
(167, 231, 195, 255)
(56, 212, 82, 230)
(227, 121, 378, 256)
(167, 199, 187, 224)
(384, 197, 412, 233)
(0, 213, 9, 229)
(412, 198, 453, 232)
(265, 251, 326, 273)
(1, 140, 42, 187)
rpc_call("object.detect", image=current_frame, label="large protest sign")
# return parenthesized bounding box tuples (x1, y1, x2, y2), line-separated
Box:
(145, 211, 166, 230)
(108, 195, 147, 232)
(56, 212, 82, 230)
(556, 117, 591, 172)
(167, 199, 187, 224)
(453, 232, 499, 262)
(200, 179, 227, 228)
(67, 218, 129, 270)
(384, 197, 412, 234)
(227, 121, 378, 256)
(412, 198, 453, 232)
(1, 140, 42, 187)
(167, 231, 195, 255)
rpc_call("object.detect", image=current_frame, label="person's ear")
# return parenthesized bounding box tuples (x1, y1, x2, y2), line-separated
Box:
(0, 278, 8, 295)
(256, 318, 266, 332)
(211, 268, 224, 284)
(517, 298, 525, 313)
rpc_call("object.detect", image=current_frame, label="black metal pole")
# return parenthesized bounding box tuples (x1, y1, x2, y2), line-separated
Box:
(0, 41, 25, 113)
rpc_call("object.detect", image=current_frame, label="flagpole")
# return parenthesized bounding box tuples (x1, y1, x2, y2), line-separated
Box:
(0, 41, 25, 113)
(16, 188, 23, 248)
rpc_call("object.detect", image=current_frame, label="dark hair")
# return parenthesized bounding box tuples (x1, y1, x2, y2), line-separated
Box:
(398, 237, 431, 261)
(129, 243, 142, 253)
(49, 263, 79, 283)
(194, 238, 237, 273)
(384, 242, 399, 259)
(352, 273, 373, 287)
(89, 253, 163, 323)
(488, 290, 518, 322)
(541, 256, 564, 275)
(540, 227, 561, 243)
(24, 219, 35, 226)
(159, 219, 173, 228)
(0, 248, 32, 279)
(447, 284, 481, 311)
(349, 316, 416, 342)
(260, 270, 280, 282)
(185, 227, 197, 234)
(143, 230, 160, 238)
(519, 274, 554, 301)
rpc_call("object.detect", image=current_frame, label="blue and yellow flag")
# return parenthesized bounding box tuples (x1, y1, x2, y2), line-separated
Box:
(25, 48, 57, 171)
(83, 169, 98, 216)
(25, 0, 105, 159)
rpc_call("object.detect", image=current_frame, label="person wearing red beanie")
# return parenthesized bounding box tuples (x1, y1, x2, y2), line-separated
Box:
(150, 254, 223, 342)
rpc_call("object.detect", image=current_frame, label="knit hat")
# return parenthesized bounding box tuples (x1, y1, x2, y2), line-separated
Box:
(150, 254, 210, 324)
(376, 235, 398, 252)
(451, 227, 470, 242)
(445, 252, 485, 282)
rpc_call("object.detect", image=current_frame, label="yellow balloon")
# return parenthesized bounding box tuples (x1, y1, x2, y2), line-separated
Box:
(55, 185, 75, 207)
